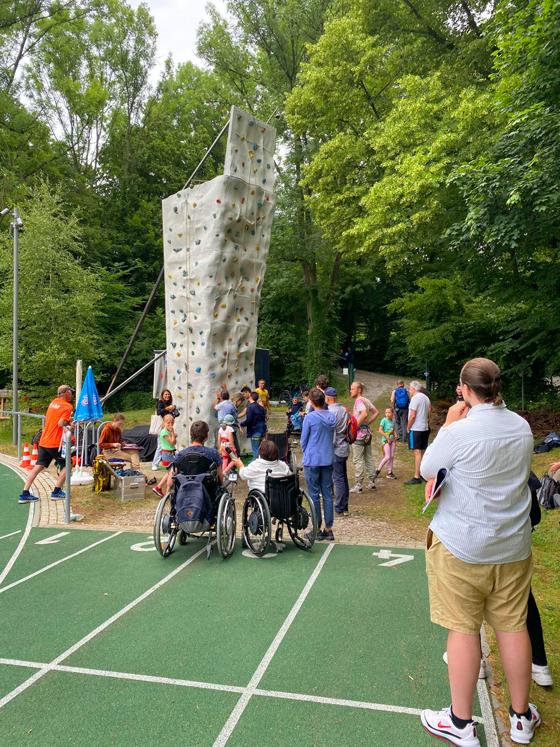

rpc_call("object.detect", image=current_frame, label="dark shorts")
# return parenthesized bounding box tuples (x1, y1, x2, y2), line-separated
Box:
(37, 445, 65, 469)
(408, 430, 430, 451)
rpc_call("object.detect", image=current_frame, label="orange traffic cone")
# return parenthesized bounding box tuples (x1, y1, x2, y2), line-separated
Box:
(30, 443, 39, 469)
(20, 443, 31, 469)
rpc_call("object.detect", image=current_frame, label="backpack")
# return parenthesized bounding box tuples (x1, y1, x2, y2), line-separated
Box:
(174, 473, 213, 532)
(344, 407, 358, 444)
(537, 474, 560, 510)
(394, 387, 409, 409)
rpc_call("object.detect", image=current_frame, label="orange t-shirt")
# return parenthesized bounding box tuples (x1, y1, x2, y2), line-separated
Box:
(39, 397, 73, 449)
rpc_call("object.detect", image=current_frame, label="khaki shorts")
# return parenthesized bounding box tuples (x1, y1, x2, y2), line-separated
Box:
(426, 530, 532, 635)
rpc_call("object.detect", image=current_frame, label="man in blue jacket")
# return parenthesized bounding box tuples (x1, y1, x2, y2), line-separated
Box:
(241, 391, 267, 458)
(301, 387, 337, 540)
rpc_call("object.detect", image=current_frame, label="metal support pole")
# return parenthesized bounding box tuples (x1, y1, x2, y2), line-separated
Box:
(182, 117, 230, 190)
(101, 350, 166, 404)
(12, 207, 19, 446)
(64, 429, 71, 524)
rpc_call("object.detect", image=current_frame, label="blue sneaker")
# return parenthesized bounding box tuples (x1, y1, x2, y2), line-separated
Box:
(18, 492, 39, 504)
(50, 488, 65, 501)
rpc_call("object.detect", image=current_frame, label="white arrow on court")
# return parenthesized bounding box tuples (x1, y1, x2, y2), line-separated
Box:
(372, 549, 414, 567)
(35, 532, 70, 545)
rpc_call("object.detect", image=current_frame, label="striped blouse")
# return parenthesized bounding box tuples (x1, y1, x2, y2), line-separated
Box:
(421, 403, 533, 564)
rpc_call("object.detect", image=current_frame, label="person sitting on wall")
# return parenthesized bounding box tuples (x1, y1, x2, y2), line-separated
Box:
(99, 413, 140, 470)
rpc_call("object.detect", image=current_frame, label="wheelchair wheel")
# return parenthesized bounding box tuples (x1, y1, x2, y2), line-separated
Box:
(242, 490, 271, 557)
(287, 490, 317, 550)
(153, 494, 178, 557)
(216, 491, 236, 559)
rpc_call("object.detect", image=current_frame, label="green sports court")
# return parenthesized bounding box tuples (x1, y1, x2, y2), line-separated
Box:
(0, 462, 499, 746)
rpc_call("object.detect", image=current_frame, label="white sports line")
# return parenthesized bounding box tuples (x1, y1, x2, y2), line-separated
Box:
(0, 543, 209, 711)
(213, 544, 335, 746)
(0, 495, 34, 588)
(0, 531, 123, 594)
(0, 530, 21, 541)
(0, 534, 499, 743)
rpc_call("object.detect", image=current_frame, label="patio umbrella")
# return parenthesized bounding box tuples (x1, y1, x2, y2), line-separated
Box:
(72, 366, 104, 485)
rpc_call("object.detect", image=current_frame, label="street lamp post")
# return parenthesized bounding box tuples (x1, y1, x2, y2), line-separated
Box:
(12, 208, 21, 448)
(1, 206, 23, 450)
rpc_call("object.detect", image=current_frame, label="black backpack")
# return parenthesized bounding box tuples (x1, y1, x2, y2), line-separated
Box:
(537, 474, 560, 510)
(174, 473, 213, 532)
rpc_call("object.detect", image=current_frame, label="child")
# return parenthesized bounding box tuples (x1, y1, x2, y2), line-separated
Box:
(376, 407, 397, 479)
(152, 414, 177, 497)
(287, 396, 303, 432)
(218, 413, 237, 471)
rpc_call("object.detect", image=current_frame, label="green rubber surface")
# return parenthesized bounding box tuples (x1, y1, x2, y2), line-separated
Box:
(0, 664, 38, 700)
(260, 544, 455, 709)
(0, 532, 205, 661)
(228, 695, 489, 747)
(67, 543, 327, 685)
(0, 670, 239, 745)
(0, 461, 496, 747)
(0, 465, 28, 567)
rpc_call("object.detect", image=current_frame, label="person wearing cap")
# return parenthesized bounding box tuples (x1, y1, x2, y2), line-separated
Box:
(325, 387, 350, 515)
(18, 385, 74, 503)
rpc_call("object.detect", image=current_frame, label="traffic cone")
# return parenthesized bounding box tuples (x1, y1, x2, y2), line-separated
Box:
(30, 443, 39, 469)
(20, 443, 31, 469)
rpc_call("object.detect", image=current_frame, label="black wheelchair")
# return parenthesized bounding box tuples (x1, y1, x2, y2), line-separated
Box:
(241, 468, 317, 556)
(153, 452, 236, 560)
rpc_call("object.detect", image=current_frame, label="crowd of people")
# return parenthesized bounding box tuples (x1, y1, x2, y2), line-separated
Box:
(14, 360, 554, 746)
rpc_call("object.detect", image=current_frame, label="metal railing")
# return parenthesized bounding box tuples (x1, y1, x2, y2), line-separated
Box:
(0, 409, 45, 461)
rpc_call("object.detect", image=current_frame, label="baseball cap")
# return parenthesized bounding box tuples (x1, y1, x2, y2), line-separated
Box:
(324, 387, 337, 397)
(223, 414, 236, 425)
(57, 384, 74, 395)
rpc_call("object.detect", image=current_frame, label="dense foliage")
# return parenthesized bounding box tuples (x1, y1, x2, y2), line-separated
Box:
(1, 0, 558, 404)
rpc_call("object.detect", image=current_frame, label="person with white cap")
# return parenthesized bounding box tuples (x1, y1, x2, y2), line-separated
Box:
(18, 384, 74, 504)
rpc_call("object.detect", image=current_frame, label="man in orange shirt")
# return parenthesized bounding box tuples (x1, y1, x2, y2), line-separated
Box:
(18, 384, 74, 503)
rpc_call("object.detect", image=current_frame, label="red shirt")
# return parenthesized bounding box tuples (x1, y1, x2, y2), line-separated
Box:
(39, 397, 73, 449)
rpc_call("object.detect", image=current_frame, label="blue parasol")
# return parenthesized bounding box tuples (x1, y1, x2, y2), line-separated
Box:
(74, 366, 103, 422)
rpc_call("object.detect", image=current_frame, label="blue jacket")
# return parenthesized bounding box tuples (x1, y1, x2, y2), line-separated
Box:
(242, 402, 267, 437)
(301, 408, 336, 467)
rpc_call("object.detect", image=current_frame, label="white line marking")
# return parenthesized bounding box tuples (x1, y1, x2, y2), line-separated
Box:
(35, 531, 70, 545)
(477, 627, 500, 747)
(0, 530, 21, 541)
(372, 549, 415, 567)
(0, 463, 35, 587)
(0, 543, 208, 711)
(0, 657, 485, 725)
(55, 665, 246, 694)
(0, 532, 123, 595)
(213, 542, 335, 747)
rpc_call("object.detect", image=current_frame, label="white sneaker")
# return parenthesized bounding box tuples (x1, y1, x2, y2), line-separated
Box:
(421, 707, 480, 747)
(443, 651, 487, 679)
(531, 663, 553, 687)
(349, 485, 362, 493)
(509, 704, 541, 744)
(151, 465, 159, 471)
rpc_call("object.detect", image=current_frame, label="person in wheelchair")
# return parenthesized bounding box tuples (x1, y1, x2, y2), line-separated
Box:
(225, 438, 291, 492)
(286, 396, 303, 435)
(158, 420, 223, 496)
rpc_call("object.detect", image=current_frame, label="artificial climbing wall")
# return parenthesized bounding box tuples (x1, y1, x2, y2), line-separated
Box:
(162, 106, 277, 448)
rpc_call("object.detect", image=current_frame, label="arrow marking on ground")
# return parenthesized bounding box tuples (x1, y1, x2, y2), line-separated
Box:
(372, 549, 414, 567)
(35, 532, 70, 545)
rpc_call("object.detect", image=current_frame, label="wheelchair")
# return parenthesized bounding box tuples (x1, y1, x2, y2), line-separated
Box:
(241, 468, 317, 556)
(153, 451, 236, 560)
